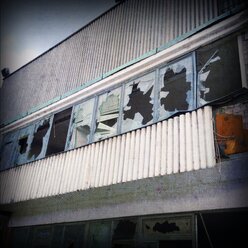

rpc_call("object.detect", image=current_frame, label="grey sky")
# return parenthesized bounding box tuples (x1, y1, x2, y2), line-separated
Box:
(0, 0, 116, 74)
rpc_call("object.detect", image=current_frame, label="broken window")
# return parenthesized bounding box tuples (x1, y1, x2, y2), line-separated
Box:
(28, 118, 52, 160)
(67, 98, 95, 149)
(18, 137, 28, 154)
(142, 216, 192, 242)
(122, 72, 155, 133)
(197, 35, 242, 106)
(159, 56, 194, 120)
(94, 87, 121, 141)
(112, 219, 137, 247)
(15, 125, 35, 165)
(46, 108, 72, 156)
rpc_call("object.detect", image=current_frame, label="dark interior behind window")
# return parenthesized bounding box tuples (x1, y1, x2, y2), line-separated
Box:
(197, 35, 242, 104)
(46, 108, 72, 156)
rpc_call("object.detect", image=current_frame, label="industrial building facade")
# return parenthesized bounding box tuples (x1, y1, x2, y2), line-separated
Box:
(0, 0, 248, 247)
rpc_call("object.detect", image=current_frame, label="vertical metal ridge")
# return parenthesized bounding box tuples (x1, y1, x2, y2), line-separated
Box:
(112, 136, 121, 184)
(133, 129, 140, 181)
(149, 124, 156, 177)
(173, 117, 179, 173)
(0, 106, 216, 204)
(179, 114, 186, 172)
(1, 0, 232, 123)
(192, 111, 200, 170)
(143, 125, 151, 178)
(108, 137, 116, 185)
(122, 132, 131, 182)
(90, 143, 98, 188)
(185, 112, 193, 171)
(127, 131, 136, 182)
(138, 128, 146, 180)
(161, 120, 167, 175)
(154, 122, 161, 177)
(103, 137, 112, 186)
(167, 118, 173, 174)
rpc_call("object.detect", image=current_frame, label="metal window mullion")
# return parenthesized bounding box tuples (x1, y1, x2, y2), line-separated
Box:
(153, 68, 160, 122)
(192, 51, 198, 109)
(89, 95, 99, 143)
(64, 104, 76, 151)
(40, 115, 54, 159)
(117, 83, 125, 135)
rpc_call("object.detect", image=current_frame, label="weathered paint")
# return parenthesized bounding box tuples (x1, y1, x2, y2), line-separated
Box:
(0, 106, 216, 204)
(1, 10, 247, 134)
(1, 0, 246, 126)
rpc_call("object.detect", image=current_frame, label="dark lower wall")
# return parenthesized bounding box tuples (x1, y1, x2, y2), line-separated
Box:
(1, 154, 248, 227)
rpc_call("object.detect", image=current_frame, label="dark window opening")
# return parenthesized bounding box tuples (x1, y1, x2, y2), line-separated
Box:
(124, 82, 153, 125)
(28, 120, 50, 159)
(18, 137, 28, 154)
(197, 210, 248, 248)
(197, 36, 242, 104)
(160, 67, 191, 112)
(159, 240, 192, 248)
(113, 220, 137, 240)
(46, 108, 72, 156)
(152, 221, 180, 234)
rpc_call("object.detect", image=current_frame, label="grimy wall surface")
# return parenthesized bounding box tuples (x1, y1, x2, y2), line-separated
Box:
(0, 0, 244, 125)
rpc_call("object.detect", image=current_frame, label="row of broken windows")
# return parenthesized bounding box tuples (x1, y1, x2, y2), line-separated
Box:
(0, 34, 243, 171)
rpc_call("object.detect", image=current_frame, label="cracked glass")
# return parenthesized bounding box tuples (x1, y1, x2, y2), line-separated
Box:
(68, 98, 95, 149)
(197, 36, 242, 105)
(159, 56, 194, 120)
(94, 87, 121, 141)
(122, 72, 155, 133)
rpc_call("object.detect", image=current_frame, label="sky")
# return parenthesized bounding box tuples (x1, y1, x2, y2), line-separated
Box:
(0, 0, 116, 74)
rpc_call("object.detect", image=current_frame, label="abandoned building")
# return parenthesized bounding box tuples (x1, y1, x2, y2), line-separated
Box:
(1, 0, 248, 247)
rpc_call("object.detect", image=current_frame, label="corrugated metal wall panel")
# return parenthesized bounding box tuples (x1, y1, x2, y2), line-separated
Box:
(0, 0, 230, 124)
(0, 106, 216, 204)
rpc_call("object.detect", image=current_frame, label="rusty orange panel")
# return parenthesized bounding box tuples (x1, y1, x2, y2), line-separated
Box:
(216, 113, 247, 155)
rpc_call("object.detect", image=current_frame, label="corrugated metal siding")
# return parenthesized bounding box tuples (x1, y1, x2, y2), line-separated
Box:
(0, 0, 226, 124)
(0, 106, 216, 204)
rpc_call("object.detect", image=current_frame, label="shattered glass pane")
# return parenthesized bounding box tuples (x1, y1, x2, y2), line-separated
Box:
(197, 36, 242, 105)
(28, 118, 52, 160)
(19, 137, 28, 154)
(122, 72, 155, 132)
(159, 56, 193, 120)
(68, 98, 95, 149)
(46, 108, 72, 156)
(142, 216, 192, 239)
(15, 125, 35, 165)
(94, 87, 121, 141)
